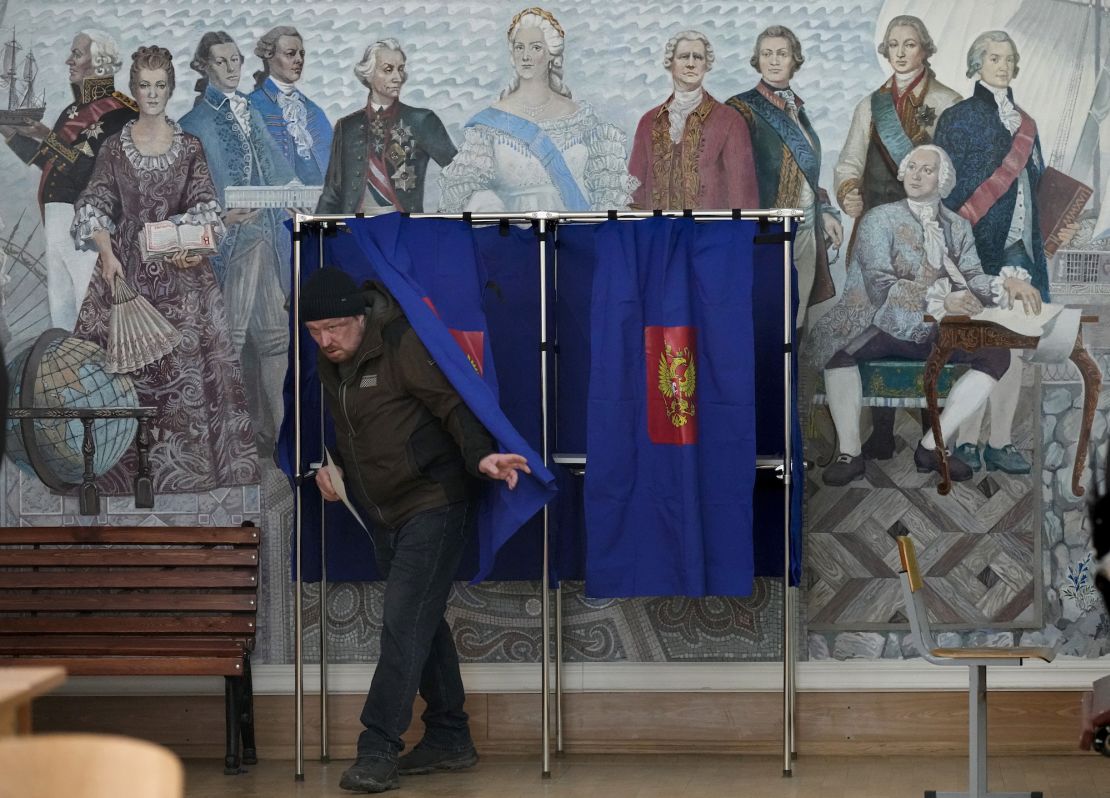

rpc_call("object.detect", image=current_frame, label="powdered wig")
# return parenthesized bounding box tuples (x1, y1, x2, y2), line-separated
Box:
(253, 25, 301, 89)
(128, 45, 175, 96)
(354, 39, 407, 89)
(83, 29, 123, 77)
(877, 15, 937, 64)
(189, 31, 239, 95)
(662, 30, 714, 72)
(502, 7, 571, 100)
(749, 25, 805, 74)
(897, 145, 957, 199)
(966, 30, 1020, 79)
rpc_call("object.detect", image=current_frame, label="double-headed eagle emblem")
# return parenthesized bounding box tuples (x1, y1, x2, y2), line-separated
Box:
(657, 342, 696, 427)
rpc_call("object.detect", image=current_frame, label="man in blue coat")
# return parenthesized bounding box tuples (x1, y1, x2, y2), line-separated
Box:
(181, 31, 296, 457)
(249, 26, 332, 185)
(933, 30, 1045, 474)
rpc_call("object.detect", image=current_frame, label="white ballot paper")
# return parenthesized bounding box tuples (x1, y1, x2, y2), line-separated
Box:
(324, 447, 367, 531)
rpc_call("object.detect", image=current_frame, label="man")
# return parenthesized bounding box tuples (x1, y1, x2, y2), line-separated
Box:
(181, 31, 296, 458)
(934, 31, 1047, 474)
(249, 25, 332, 184)
(628, 30, 759, 210)
(808, 145, 1041, 487)
(727, 25, 843, 329)
(317, 39, 456, 214)
(0, 29, 136, 330)
(834, 15, 961, 461)
(302, 268, 529, 793)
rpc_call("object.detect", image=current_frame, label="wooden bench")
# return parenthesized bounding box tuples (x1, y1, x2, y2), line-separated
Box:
(0, 523, 259, 774)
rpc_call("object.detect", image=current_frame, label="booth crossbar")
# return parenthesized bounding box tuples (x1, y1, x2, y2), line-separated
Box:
(290, 208, 804, 781)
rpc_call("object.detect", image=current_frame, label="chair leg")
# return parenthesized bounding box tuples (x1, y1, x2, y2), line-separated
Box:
(224, 675, 243, 775)
(969, 665, 987, 798)
(241, 654, 257, 765)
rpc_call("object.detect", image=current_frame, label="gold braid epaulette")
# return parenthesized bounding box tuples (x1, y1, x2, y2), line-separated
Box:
(113, 92, 139, 112)
(726, 96, 753, 124)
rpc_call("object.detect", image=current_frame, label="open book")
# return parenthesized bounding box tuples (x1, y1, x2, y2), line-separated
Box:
(139, 220, 217, 261)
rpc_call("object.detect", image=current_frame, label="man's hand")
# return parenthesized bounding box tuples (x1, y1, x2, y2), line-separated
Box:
(168, 250, 203, 269)
(822, 213, 843, 248)
(223, 208, 259, 226)
(943, 290, 983, 316)
(1004, 278, 1043, 315)
(841, 188, 864, 219)
(478, 453, 531, 490)
(316, 465, 340, 502)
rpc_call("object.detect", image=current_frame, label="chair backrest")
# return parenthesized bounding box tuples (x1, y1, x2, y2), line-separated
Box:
(0, 733, 183, 798)
(896, 535, 941, 662)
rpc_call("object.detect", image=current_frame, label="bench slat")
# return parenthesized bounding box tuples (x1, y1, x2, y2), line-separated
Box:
(0, 569, 258, 589)
(0, 656, 246, 677)
(0, 595, 257, 612)
(0, 637, 247, 656)
(0, 617, 256, 635)
(0, 549, 258, 567)
(0, 526, 258, 545)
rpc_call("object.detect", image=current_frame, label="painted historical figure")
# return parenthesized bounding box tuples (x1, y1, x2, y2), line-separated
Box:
(627, 30, 759, 211)
(0, 30, 137, 331)
(438, 6, 636, 212)
(933, 31, 1047, 475)
(70, 46, 258, 494)
(180, 31, 297, 456)
(248, 25, 332, 185)
(808, 145, 1041, 487)
(834, 15, 961, 460)
(727, 25, 842, 329)
(316, 39, 456, 214)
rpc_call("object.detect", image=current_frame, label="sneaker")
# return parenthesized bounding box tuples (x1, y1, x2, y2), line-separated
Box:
(984, 444, 1031, 474)
(914, 442, 972, 482)
(339, 758, 399, 793)
(952, 443, 982, 472)
(823, 453, 865, 486)
(398, 743, 479, 776)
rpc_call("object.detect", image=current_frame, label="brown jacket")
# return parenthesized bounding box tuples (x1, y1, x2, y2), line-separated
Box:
(317, 283, 494, 528)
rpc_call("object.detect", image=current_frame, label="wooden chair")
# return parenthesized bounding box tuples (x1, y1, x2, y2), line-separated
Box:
(0, 733, 183, 798)
(896, 535, 1054, 798)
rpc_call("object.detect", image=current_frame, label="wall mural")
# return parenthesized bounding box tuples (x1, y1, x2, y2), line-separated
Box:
(0, 0, 1107, 666)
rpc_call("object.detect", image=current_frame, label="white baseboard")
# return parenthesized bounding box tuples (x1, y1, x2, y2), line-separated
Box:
(51, 657, 1110, 696)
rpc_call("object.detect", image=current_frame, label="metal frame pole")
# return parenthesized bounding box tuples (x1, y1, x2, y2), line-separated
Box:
(293, 215, 305, 781)
(318, 233, 331, 763)
(537, 215, 553, 777)
(782, 215, 795, 778)
(551, 222, 564, 756)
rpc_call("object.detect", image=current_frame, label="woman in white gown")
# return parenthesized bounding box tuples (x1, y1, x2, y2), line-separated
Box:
(438, 6, 635, 212)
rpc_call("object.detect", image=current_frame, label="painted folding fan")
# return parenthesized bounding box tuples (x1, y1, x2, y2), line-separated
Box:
(105, 276, 182, 373)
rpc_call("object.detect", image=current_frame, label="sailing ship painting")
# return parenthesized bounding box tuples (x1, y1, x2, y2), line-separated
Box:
(0, 29, 44, 126)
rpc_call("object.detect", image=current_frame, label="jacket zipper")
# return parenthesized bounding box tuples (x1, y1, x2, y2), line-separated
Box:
(338, 354, 387, 531)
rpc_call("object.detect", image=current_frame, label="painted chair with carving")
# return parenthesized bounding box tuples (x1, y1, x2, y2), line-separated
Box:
(896, 535, 1054, 798)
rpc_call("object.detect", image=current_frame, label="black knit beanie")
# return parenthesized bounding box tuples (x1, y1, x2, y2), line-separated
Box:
(299, 268, 365, 322)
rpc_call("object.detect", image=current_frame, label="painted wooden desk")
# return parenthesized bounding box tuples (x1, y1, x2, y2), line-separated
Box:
(0, 666, 66, 735)
(923, 314, 1101, 496)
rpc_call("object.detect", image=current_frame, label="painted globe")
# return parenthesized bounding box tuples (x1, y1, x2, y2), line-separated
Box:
(6, 330, 139, 486)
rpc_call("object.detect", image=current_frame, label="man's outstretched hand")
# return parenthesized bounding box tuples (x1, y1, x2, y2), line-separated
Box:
(479, 453, 532, 490)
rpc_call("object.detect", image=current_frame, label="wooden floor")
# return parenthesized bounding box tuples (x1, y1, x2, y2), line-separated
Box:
(185, 754, 1109, 797)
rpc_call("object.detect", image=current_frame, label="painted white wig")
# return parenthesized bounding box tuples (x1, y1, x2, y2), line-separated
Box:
(897, 144, 957, 199)
(502, 7, 570, 99)
(966, 30, 1020, 79)
(83, 29, 123, 77)
(354, 39, 407, 89)
(662, 30, 714, 72)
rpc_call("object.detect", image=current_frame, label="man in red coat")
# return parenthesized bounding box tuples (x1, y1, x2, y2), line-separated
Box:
(628, 30, 759, 211)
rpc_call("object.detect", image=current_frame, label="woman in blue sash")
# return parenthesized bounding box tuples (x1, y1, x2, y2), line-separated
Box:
(438, 6, 635, 212)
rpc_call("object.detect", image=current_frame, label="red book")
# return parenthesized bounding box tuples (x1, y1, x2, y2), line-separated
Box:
(1037, 166, 1092, 257)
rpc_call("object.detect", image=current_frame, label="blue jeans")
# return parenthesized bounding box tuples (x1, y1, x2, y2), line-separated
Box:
(357, 501, 474, 760)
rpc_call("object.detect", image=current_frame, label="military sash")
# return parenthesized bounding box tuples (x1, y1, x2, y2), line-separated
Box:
(957, 111, 1037, 226)
(870, 89, 914, 167)
(467, 108, 590, 211)
(736, 88, 821, 193)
